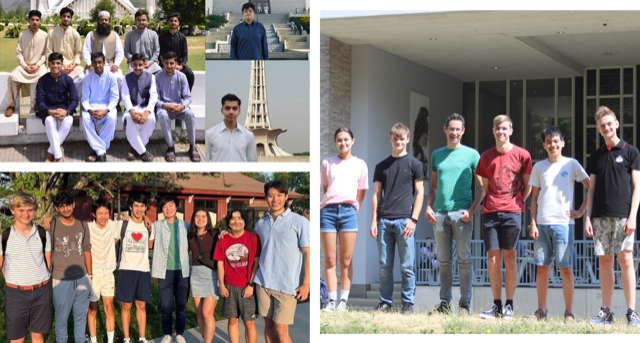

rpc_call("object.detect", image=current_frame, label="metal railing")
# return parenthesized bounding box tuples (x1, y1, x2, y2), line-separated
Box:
(415, 239, 640, 288)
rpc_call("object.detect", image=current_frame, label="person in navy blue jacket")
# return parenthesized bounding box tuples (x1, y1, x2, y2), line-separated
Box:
(230, 2, 268, 60)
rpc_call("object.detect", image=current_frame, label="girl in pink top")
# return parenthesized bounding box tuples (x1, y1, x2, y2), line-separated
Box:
(320, 127, 368, 311)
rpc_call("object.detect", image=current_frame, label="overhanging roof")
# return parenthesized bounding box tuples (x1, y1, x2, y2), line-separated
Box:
(321, 11, 640, 81)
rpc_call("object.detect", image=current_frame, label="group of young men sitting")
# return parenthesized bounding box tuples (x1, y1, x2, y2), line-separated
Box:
(5, 9, 200, 162)
(367, 106, 640, 326)
(1, 180, 310, 343)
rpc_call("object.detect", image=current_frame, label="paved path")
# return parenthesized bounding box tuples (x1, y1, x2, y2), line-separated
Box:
(149, 303, 309, 343)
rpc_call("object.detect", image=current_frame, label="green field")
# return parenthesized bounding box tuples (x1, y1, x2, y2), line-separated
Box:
(0, 30, 205, 73)
(321, 309, 640, 334)
(0, 270, 225, 342)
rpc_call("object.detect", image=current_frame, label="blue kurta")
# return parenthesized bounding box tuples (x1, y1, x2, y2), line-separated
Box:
(155, 70, 191, 108)
(230, 20, 269, 60)
(35, 72, 79, 124)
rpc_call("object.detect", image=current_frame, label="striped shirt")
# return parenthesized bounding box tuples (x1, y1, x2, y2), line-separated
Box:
(0, 223, 51, 285)
(89, 219, 121, 276)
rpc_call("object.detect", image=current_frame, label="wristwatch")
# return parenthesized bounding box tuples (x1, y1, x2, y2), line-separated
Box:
(410, 218, 418, 224)
(247, 281, 255, 287)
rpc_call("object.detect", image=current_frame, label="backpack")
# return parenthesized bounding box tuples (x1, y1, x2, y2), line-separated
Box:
(116, 220, 152, 262)
(320, 279, 329, 309)
(1, 224, 47, 269)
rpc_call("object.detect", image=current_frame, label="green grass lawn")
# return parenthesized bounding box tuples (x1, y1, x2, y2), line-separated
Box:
(321, 309, 640, 334)
(0, 30, 205, 73)
(0, 270, 225, 343)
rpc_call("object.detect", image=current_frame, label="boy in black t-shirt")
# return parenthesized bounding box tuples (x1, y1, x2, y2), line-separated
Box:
(585, 106, 640, 326)
(370, 123, 425, 315)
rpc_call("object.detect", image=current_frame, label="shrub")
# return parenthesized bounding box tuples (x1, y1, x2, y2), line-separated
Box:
(0, 25, 4, 31)
(113, 25, 120, 32)
(161, 24, 170, 34)
(5, 24, 23, 38)
(206, 14, 227, 29)
(82, 25, 94, 36)
(289, 16, 310, 34)
(38, 25, 47, 33)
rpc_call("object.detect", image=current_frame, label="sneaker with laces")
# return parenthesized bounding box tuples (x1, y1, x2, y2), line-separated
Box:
(401, 302, 414, 315)
(428, 300, 451, 315)
(626, 308, 640, 327)
(590, 307, 614, 325)
(502, 304, 514, 320)
(336, 299, 348, 311)
(175, 335, 186, 343)
(458, 305, 471, 316)
(480, 303, 500, 320)
(138, 339, 147, 343)
(160, 335, 173, 343)
(372, 301, 392, 312)
(85, 335, 92, 343)
(323, 300, 337, 312)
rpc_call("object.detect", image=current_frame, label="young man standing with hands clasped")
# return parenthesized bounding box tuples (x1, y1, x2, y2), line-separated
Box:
(527, 126, 589, 321)
(425, 113, 484, 316)
(370, 123, 425, 315)
(475, 115, 532, 320)
(585, 106, 640, 326)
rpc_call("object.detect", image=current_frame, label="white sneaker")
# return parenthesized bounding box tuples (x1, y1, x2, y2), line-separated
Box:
(160, 335, 172, 343)
(502, 304, 514, 320)
(138, 339, 147, 343)
(323, 300, 337, 312)
(175, 335, 187, 343)
(480, 303, 500, 320)
(336, 299, 348, 311)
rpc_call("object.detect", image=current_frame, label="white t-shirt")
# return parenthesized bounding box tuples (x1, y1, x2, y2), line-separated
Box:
(529, 157, 589, 225)
(89, 219, 121, 275)
(115, 220, 154, 272)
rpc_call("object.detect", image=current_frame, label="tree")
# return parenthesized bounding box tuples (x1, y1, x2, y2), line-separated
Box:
(156, 0, 205, 35)
(241, 172, 310, 212)
(0, 2, 6, 21)
(239, 172, 270, 183)
(89, 0, 115, 23)
(14, 5, 24, 19)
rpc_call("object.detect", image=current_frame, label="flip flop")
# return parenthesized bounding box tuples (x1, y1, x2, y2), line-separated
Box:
(126, 148, 140, 161)
(140, 151, 154, 162)
(86, 151, 97, 162)
(189, 145, 201, 163)
(45, 152, 55, 163)
(165, 146, 176, 162)
(97, 153, 107, 162)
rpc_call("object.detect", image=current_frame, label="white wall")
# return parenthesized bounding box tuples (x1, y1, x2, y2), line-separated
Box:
(350, 44, 463, 285)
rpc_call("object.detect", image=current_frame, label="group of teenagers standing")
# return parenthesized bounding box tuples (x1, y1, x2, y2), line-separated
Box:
(320, 105, 640, 326)
(5, 8, 199, 163)
(1, 180, 310, 343)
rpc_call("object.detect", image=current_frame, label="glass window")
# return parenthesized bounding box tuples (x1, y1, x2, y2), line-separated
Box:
(526, 79, 555, 161)
(558, 78, 573, 157)
(586, 99, 597, 125)
(479, 81, 507, 153)
(623, 97, 634, 126)
(624, 68, 634, 95)
(463, 82, 476, 149)
(229, 201, 248, 209)
(586, 69, 597, 96)
(509, 80, 524, 147)
(600, 68, 620, 96)
(193, 199, 218, 214)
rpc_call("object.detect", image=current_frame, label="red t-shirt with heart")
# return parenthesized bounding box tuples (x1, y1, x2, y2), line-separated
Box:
(213, 231, 261, 288)
(116, 219, 155, 272)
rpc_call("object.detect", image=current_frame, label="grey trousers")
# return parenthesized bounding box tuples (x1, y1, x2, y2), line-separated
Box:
(156, 107, 196, 146)
(52, 276, 92, 343)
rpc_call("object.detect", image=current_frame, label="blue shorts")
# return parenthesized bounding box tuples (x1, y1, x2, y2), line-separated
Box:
(115, 270, 152, 303)
(533, 224, 574, 268)
(320, 204, 358, 233)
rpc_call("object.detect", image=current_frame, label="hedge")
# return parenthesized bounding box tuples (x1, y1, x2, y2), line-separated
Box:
(38, 25, 48, 33)
(82, 26, 94, 36)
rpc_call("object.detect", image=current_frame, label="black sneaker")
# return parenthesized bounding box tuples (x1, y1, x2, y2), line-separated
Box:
(626, 308, 640, 327)
(590, 306, 614, 325)
(401, 302, 414, 315)
(480, 303, 500, 320)
(372, 301, 392, 313)
(428, 300, 451, 315)
(458, 305, 471, 316)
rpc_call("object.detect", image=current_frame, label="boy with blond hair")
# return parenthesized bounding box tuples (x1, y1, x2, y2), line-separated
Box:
(370, 123, 425, 315)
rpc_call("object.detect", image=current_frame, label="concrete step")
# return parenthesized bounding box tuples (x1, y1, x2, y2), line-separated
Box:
(327, 298, 404, 312)
(206, 50, 308, 60)
(280, 35, 308, 42)
(0, 113, 19, 136)
(366, 290, 402, 300)
(286, 42, 309, 50)
(369, 283, 403, 292)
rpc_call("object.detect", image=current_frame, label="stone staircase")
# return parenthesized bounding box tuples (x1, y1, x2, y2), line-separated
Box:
(206, 13, 309, 60)
(333, 283, 404, 311)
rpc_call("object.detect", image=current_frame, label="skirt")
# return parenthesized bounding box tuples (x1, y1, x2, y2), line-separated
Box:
(190, 265, 220, 299)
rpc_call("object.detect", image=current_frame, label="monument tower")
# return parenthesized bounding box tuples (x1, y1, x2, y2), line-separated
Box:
(244, 61, 291, 157)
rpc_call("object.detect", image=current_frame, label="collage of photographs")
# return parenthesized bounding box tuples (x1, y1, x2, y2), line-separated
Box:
(2, 0, 640, 341)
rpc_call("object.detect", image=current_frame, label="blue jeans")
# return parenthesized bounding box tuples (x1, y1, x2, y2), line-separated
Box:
(158, 270, 190, 335)
(534, 224, 574, 268)
(433, 210, 474, 308)
(377, 217, 415, 305)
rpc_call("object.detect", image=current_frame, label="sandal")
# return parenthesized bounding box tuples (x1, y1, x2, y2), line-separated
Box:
(96, 153, 107, 162)
(126, 148, 140, 161)
(564, 310, 575, 323)
(140, 150, 154, 162)
(165, 146, 176, 162)
(86, 151, 97, 162)
(45, 152, 55, 163)
(524, 308, 547, 320)
(189, 145, 201, 163)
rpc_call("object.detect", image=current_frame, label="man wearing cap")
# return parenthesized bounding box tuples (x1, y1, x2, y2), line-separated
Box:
(45, 7, 84, 98)
(124, 10, 161, 75)
(5, 10, 48, 117)
(82, 11, 125, 98)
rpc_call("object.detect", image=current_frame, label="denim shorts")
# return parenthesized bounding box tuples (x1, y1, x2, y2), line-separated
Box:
(534, 224, 574, 268)
(320, 203, 358, 233)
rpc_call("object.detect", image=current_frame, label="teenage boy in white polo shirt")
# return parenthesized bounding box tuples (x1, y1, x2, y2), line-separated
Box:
(1, 193, 52, 343)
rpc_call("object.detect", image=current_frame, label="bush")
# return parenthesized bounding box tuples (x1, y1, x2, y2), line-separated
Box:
(0, 25, 4, 31)
(206, 14, 227, 29)
(5, 24, 23, 38)
(289, 16, 310, 34)
(38, 25, 47, 33)
(113, 25, 120, 32)
(82, 25, 94, 36)
(161, 24, 170, 34)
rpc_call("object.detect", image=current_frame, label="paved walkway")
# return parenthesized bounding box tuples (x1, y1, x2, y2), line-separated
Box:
(149, 303, 309, 343)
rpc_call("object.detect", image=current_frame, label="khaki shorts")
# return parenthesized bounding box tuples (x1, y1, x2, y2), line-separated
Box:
(90, 273, 115, 302)
(593, 217, 635, 255)
(256, 284, 297, 325)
